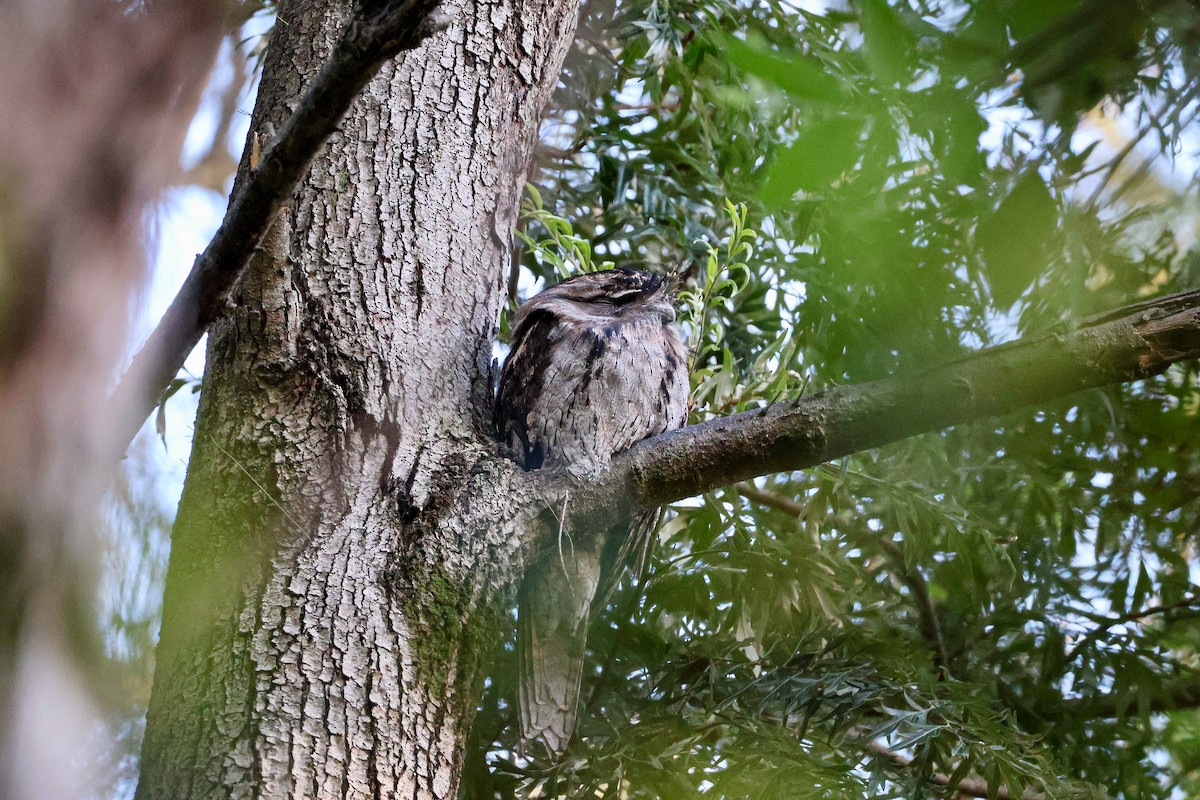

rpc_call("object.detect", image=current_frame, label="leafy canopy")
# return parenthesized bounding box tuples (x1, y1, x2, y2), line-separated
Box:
(471, 1, 1200, 798)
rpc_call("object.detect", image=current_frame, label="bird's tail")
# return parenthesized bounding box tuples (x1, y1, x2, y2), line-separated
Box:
(517, 543, 602, 760)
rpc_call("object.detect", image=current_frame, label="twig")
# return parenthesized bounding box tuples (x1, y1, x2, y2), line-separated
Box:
(1082, 120, 1150, 211)
(1065, 595, 1200, 664)
(734, 481, 803, 516)
(876, 539, 953, 677)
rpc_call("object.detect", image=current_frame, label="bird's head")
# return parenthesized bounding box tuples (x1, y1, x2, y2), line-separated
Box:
(515, 268, 677, 328)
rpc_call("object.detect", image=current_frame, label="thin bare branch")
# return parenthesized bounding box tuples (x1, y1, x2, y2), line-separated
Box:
(877, 539, 954, 676)
(734, 481, 804, 515)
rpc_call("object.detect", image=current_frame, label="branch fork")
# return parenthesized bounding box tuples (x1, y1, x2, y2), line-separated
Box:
(109, 0, 448, 454)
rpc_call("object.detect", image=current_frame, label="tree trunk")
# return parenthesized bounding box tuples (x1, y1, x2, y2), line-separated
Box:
(136, 1, 577, 797)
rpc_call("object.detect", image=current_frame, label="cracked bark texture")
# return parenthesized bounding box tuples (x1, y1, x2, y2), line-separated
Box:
(135, 0, 578, 797)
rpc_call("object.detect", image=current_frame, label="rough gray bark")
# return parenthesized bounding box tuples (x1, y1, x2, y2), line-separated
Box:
(135, 0, 578, 797)
(110, 0, 448, 454)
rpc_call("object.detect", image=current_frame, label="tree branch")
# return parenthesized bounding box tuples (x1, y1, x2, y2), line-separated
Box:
(1065, 677, 1200, 718)
(109, 0, 448, 454)
(608, 289, 1200, 507)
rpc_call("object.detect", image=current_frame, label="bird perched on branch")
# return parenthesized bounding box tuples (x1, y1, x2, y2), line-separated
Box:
(495, 267, 689, 759)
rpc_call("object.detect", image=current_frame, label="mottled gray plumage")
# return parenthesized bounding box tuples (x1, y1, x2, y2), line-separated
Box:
(495, 268, 689, 759)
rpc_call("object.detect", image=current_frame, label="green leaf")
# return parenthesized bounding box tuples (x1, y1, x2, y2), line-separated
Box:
(1009, 0, 1079, 39)
(976, 170, 1057, 306)
(724, 35, 843, 104)
(760, 115, 864, 204)
(859, 0, 917, 85)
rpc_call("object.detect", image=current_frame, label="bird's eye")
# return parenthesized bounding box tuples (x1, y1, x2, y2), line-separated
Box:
(593, 290, 640, 307)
